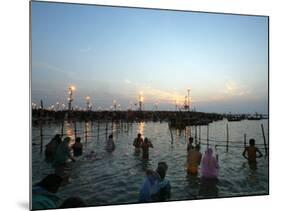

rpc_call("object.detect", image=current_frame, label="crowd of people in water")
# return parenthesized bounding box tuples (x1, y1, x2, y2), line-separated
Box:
(32, 130, 264, 210)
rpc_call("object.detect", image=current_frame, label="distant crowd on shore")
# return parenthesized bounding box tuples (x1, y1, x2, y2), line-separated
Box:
(32, 129, 263, 210)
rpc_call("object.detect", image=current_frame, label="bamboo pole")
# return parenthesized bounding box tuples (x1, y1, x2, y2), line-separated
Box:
(195, 125, 197, 144)
(105, 121, 108, 140)
(199, 125, 201, 144)
(74, 120, 77, 139)
(207, 124, 209, 147)
(226, 123, 229, 152)
(169, 124, 174, 144)
(39, 102, 43, 153)
(85, 121, 88, 143)
(261, 124, 268, 156)
(39, 119, 43, 153)
(97, 120, 100, 141)
(61, 121, 64, 137)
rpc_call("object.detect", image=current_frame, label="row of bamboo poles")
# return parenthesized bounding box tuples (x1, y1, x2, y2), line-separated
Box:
(36, 119, 268, 157)
(169, 123, 268, 156)
(37, 119, 133, 153)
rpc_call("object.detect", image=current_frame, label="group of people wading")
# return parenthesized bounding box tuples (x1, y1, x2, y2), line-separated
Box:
(32, 127, 264, 209)
(185, 136, 263, 180)
(33, 134, 86, 210)
(133, 133, 154, 159)
(133, 133, 171, 202)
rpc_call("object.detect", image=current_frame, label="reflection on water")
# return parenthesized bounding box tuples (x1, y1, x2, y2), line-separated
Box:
(32, 119, 268, 206)
(65, 121, 74, 141)
(138, 122, 145, 137)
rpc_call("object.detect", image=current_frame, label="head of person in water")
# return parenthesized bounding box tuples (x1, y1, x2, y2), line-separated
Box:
(54, 134, 62, 143)
(60, 197, 86, 208)
(75, 137, 81, 143)
(249, 138, 255, 146)
(36, 174, 62, 193)
(156, 162, 168, 180)
(138, 133, 142, 138)
(189, 137, 194, 144)
(144, 137, 149, 143)
(109, 134, 113, 139)
(146, 169, 159, 185)
(54, 134, 61, 139)
(195, 144, 201, 151)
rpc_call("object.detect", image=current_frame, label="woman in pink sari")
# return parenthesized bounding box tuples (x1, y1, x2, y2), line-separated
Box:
(200, 148, 219, 179)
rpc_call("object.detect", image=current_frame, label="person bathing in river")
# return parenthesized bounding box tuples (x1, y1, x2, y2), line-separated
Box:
(139, 162, 171, 202)
(45, 134, 62, 162)
(141, 137, 153, 159)
(139, 169, 159, 202)
(200, 148, 219, 179)
(187, 144, 202, 175)
(72, 137, 83, 157)
(133, 133, 144, 153)
(187, 137, 194, 152)
(152, 162, 171, 201)
(243, 138, 263, 169)
(106, 134, 115, 152)
(53, 137, 75, 183)
(53, 137, 75, 167)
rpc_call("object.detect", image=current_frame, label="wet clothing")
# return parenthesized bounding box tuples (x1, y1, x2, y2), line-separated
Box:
(200, 148, 219, 179)
(139, 174, 171, 202)
(141, 141, 153, 159)
(106, 138, 115, 152)
(45, 137, 61, 162)
(187, 143, 194, 152)
(134, 137, 143, 152)
(139, 174, 159, 202)
(53, 139, 71, 168)
(187, 149, 202, 175)
(152, 179, 171, 202)
(72, 142, 83, 157)
(32, 186, 61, 210)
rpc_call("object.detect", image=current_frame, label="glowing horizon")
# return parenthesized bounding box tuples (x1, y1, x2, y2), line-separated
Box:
(31, 2, 268, 114)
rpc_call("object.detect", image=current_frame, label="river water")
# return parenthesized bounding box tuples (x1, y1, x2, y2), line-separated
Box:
(32, 119, 269, 206)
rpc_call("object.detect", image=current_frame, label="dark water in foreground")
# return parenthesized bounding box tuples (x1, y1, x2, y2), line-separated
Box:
(32, 119, 269, 206)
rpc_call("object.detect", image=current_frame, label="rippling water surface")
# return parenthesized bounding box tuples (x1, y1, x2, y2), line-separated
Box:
(32, 119, 269, 206)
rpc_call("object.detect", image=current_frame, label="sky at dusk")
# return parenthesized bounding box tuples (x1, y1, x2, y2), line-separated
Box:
(31, 1, 268, 114)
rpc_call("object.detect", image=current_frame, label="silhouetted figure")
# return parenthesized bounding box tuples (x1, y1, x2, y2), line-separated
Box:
(32, 174, 62, 210)
(187, 137, 194, 152)
(243, 138, 263, 170)
(133, 133, 144, 153)
(45, 134, 62, 162)
(106, 134, 115, 152)
(141, 137, 153, 159)
(72, 137, 83, 157)
(53, 137, 75, 183)
(53, 137, 75, 167)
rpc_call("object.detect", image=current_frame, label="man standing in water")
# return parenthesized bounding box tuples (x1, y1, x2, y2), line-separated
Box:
(133, 133, 144, 153)
(243, 138, 263, 169)
(141, 137, 153, 159)
(187, 137, 194, 152)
